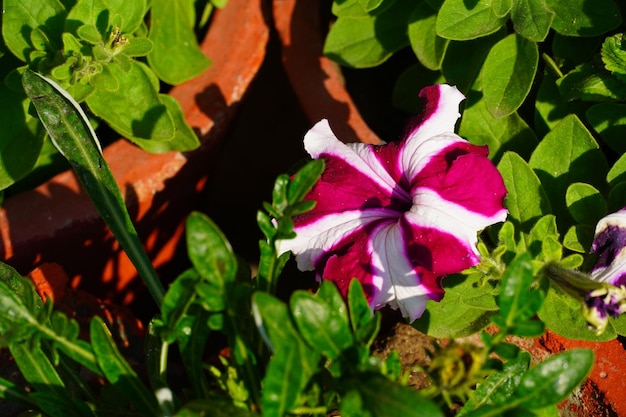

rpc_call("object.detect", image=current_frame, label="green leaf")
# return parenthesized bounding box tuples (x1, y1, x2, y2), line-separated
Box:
(457, 350, 530, 415)
(441, 28, 506, 92)
(393, 64, 446, 113)
(436, 0, 510, 41)
(602, 33, 626, 80)
(23, 70, 165, 306)
(558, 62, 626, 102)
(261, 341, 307, 417)
(122, 36, 153, 57)
(158, 269, 202, 342)
(607, 153, 626, 187)
(526, 214, 559, 258)
(86, 61, 175, 141)
(510, 0, 554, 41)
(414, 274, 496, 338)
(408, 2, 449, 70)
(565, 183, 607, 225)
(102, 0, 147, 33)
(513, 349, 593, 408)
(323, 0, 413, 68)
(347, 279, 378, 345)
(345, 372, 444, 417)
(147, 0, 210, 84)
(529, 115, 608, 231)
(608, 182, 626, 212)
(586, 103, 626, 155)
(459, 90, 537, 163)
(497, 152, 552, 249)
(129, 94, 201, 153)
(545, 0, 621, 37)
(90, 316, 160, 415)
(290, 290, 354, 359)
(287, 159, 325, 206)
(483, 34, 539, 118)
(186, 211, 237, 286)
(177, 398, 258, 417)
(496, 253, 542, 327)
(0, 84, 45, 190)
(2, 0, 66, 61)
(563, 224, 594, 253)
(10, 341, 66, 397)
(538, 286, 616, 341)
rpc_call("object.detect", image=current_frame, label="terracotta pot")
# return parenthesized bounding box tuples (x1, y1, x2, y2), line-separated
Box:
(272, 0, 381, 145)
(0, 0, 269, 307)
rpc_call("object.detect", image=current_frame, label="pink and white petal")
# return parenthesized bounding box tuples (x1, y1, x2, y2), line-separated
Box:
(277, 209, 396, 271)
(405, 188, 507, 275)
(304, 119, 400, 192)
(368, 222, 444, 321)
(402, 85, 465, 148)
(414, 143, 508, 218)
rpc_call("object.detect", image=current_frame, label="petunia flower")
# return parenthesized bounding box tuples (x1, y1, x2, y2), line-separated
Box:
(591, 207, 626, 286)
(277, 84, 508, 321)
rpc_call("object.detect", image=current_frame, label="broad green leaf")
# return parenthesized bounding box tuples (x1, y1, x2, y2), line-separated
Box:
(436, 0, 510, 41)
(586, 103, 626, 154)
(129, 94, 201, 153)
(563, 224, 593, 253)
(148, 0, 210, 84)
(459, 90, 537, 163)
(0, 84, 44, 190)
(414, 274, 496, 338)
(534, 72, 570, 137)
(2, 0, 66, 61)
(347, 279, 378, 345)
(538, 286, 616, 341)
(157, 269, 202, 342)
(497, 152, 551, 248)
(65, 0, 109, 35)
(86, 61, 175, 141)
(483, 34, 538, 118)
(345, 372, 444, 417)
(441, 29, 506, 92)
(496, 253, 541, 327)
(323, 0, 413, 68)
(510, 0, 554, 41)
(186, 211, 237, 286)
(102, 0, 147, 33)
(122, 36, 153, 57)
(565, 183, 606, 225)
(513, 349, 593, 407)
(602, 33, 626, 80)
(545, 0, 621, 37)
(358, 0, 385, 12)
(457, 350, 530, 415)
(529, 115, 608, 231)
(526, 215, 559, 258)
(408, 2, 449, 70)
(91, 317, 160, 415)
(290, 290, 354, 359)
(607, 153, 626, 187)
(331, 0, 389, 18)
(10, 342, 65, 396)
(558, 62, 626, 102)
(23, 70, 165, 306)
(608, 182, 626, 212)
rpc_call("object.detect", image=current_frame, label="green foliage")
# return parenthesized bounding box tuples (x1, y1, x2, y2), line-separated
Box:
(0, 0, 213, 192)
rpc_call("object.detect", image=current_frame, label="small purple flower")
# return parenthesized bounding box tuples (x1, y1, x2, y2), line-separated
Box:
(278, 84, 507, 321)
(591, 208, 626, 286)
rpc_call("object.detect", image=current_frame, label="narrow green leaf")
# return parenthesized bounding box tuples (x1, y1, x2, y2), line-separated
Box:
(545, 0, 621, 37)
(286, 159, 324, 206)
(565, 183, 607, 225)
(261, 341, 307, 417)
(22, 70, 165, 306)
(347, 279, 374, 333)
(86, 61, 175, 141)
(497, 152, 551, 249)
(496, 253, 540, 326)
(158, 269, 201, 342)
(436, 0, 509, 41)
(483, 34, 538, 118)
(147, 0, 210, 84)
(513, 349, 593, 408)
(2, 0, 66, 61)
(290, 290, 354, 359)
(457, 351, 530, 415)
(408, 2, 449, 70)
(90, 316, 160, 415)
(177, 398, 258, 417)
(186, 211, 237, 286)
(607, 153, 626, 188)
(10, 341, 65, 396)
(323, 0, 413, 68)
